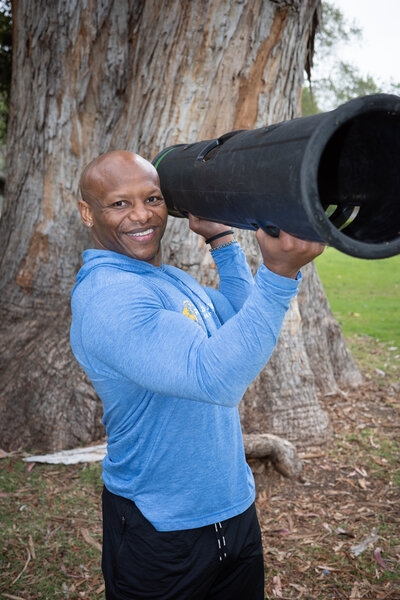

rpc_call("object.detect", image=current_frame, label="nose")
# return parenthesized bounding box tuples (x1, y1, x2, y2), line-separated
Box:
(127, 201, 152, 224)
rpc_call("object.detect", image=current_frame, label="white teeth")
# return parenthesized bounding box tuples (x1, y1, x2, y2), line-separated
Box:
(129, 228, 154, 237)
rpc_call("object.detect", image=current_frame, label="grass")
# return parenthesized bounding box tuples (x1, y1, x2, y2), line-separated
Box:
(315, 247, 400, 381)
(314, 247, 400, 345)
(336, 427, 400, 487)
(0, 461, 105, 599)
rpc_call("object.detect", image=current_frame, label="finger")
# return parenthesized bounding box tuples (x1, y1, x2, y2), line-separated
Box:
(314, 243, 326, 257)
(278, 232, 324, 254)
(188, 213, 200, 227)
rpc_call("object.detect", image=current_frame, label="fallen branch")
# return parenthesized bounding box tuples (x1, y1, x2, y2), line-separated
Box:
(23, 434, 303, 480)
(11, 548, 31, 585)
(243, 433, 303, 479)
(23, 444, 107, 465)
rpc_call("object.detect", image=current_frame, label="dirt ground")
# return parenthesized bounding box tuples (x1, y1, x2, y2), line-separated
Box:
(253, 375, 400, 599)
(1, 373, 399, 599)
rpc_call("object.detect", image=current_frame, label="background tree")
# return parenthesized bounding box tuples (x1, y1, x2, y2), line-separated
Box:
(0, 1, 11, 200)
(302, 1, 400, 116)
(0, 2, 11, 138)
(0, 0, 361, 453)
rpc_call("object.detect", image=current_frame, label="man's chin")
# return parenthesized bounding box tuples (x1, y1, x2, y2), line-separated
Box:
(122, 244, 162, 267)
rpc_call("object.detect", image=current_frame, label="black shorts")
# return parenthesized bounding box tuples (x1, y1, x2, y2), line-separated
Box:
(102, 486, 264, 600)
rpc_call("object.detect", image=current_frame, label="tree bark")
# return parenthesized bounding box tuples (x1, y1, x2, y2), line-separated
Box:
(0, 0, 361, 451)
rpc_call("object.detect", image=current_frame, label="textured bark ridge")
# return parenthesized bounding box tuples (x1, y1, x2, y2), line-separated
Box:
(0, 0, 361, 451)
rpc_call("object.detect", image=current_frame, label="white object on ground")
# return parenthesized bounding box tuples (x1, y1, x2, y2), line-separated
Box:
(22, 444, 107, 465)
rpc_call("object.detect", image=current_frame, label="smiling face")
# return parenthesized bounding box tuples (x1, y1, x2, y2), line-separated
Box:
(79, 152, 168, 267)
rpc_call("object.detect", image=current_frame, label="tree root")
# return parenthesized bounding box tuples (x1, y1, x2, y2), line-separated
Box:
(243, 433, 303, 480)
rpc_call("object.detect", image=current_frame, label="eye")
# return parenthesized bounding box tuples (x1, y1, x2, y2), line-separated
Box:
(112, 200, 127, 207)
(146, 196, 165, 205)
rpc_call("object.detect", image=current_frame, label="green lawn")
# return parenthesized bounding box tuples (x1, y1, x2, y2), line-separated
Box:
(314, 248, 399, 380)
(315, 247, 400, 346)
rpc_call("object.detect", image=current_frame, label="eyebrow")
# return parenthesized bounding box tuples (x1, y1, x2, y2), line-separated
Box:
(108, 187, 163, 199)
(143, 187, 163, 195)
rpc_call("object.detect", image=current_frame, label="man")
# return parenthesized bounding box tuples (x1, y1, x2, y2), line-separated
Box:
(70, 150, 324, 599)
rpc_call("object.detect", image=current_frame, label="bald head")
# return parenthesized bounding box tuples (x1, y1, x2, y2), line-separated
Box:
(80, 151, 159, 205)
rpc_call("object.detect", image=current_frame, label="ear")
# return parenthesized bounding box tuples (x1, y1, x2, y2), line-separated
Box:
(79, 200, 94, 228)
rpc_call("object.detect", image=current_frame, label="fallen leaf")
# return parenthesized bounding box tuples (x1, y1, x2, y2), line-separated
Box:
(374, 547, 387, 570)
(355, 467, 368, 477)
(28, 534, 36, 559)
(351, 529, 380, 556)
(298, 561, 312, 572)
(81, 528, 102, 552)
(298, 452, 326, 459)
(349, 580, 361, 600)
(289, 583, 306, 592)
(263, 546, 288, 561)
(333, 542, 346, 552)
(272, 574, 283, 598)
(345, 479, 360, 489)
(0, 448, 12, 459)
(336, 527, 355, 538)
(272, 528, 292, 536)
(371, 456, 388, 467)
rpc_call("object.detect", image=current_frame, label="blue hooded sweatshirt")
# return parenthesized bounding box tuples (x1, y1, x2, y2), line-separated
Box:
(70, 242, 300, 531)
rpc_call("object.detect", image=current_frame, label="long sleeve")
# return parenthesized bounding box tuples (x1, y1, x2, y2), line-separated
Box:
(211, 242, 254, 312)
(80, 264, 299, 407)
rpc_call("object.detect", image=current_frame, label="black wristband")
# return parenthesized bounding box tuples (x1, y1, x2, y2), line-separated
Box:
(205, 230, 234, 245)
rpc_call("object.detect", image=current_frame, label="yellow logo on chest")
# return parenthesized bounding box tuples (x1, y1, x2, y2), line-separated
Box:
(182, 300, 199, 323)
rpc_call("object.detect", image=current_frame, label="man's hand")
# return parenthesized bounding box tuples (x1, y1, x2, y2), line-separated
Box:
(188, 214, 234, 248)
(256, 228, 325, 279)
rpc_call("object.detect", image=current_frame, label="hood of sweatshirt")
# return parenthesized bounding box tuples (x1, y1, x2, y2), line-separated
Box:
(73, 248, 165, 292)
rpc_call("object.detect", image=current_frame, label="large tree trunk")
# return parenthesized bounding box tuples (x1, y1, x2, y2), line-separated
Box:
(0, 0, 361, 451)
